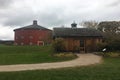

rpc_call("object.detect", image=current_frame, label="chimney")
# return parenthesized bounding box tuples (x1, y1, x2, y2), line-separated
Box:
(33, 20, 37, 25)
(71, 21, 77, 28)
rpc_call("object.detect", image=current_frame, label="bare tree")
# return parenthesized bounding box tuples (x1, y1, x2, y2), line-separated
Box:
(80, 21, 99, 29)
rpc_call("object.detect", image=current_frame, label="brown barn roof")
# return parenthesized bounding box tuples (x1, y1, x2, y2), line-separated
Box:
(53, 28, 103, 37)
(14, 20, 51, 31)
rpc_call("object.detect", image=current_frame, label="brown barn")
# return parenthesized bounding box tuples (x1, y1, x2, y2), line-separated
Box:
(53, 23, 103, 53)
(14, 20, 52, 45)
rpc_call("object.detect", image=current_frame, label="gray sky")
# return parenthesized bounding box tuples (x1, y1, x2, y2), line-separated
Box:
(0, 0, 120, 40)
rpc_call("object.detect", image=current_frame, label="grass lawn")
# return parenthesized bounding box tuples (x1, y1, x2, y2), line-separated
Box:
(0, 44, 76, 65)
(0, 57, 120, 80)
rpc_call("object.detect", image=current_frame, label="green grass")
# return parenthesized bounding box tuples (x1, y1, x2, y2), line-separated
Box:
(0, 57, 120, 80)
(0, 45, 120, 80)
(0, 44, 76, 65)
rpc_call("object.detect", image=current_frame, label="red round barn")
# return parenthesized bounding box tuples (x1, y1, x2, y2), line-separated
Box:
(14, 20, 52, 45)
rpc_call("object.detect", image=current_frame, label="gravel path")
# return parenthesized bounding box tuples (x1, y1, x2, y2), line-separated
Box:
(0, 54, 102, 72)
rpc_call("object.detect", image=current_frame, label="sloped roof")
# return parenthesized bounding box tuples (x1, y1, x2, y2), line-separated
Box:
(53, 28, 103, 37)
(14, 20, 51, 31)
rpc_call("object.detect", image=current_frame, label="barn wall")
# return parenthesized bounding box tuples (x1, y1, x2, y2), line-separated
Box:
(62, 37, 102, 53)
(14, 29, 52, 45)
(85, 38, 102, 52)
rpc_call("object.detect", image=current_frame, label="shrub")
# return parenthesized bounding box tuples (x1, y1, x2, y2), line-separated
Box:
(102, 33, 120, 52)
(107, 39, 120, 51)
(104, 52, 120, 57)
(96, 42, 107, 52)
(52, 38, 66, 53)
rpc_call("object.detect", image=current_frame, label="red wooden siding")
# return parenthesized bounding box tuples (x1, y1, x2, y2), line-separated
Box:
(14, 29, 51, 45)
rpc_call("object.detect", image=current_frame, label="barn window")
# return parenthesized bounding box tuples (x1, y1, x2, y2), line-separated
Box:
(29, 42, 32, 45)
(29, 36, 33, 39)
(39, 36, 41, 39)
(80, 40, 84, 47)
(21, 42, 24, 45)
(21, 36, 24, 39)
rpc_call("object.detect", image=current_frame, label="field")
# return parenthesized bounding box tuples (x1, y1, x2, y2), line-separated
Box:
(0, 45, 76, 65)
(0, 44, 120, 80)
(0, 57, 120, 80)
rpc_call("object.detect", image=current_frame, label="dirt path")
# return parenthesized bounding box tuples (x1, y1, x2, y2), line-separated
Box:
(0, 54, 102, 72)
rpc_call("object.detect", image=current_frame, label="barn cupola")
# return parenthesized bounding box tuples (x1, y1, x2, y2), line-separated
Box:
(33, 20, 38, 25)
(71, 21, 77, 28)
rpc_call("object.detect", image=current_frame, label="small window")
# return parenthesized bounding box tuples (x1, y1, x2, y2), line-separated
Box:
(80, 40, 84, 47)
(29, 42, 32, 45)
(39, 36, 41, 39)
(29, 36, 33, 39)
(21, 36, 24, 39)
(21, 42, 24, 45)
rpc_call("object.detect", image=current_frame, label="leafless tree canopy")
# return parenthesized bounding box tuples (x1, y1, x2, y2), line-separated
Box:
(80, 21, 99, 29)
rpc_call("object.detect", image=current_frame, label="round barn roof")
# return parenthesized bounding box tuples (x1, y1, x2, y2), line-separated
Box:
(14, 20, 51, 31)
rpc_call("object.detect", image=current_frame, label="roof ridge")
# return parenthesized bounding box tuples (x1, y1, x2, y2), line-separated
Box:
(14, 24, 51, 31)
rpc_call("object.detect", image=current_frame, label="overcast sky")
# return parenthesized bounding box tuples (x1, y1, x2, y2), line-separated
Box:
(0, 0, 120, 40)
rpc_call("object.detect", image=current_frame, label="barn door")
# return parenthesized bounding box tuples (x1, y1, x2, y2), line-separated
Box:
(80, 40, 85, 53)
